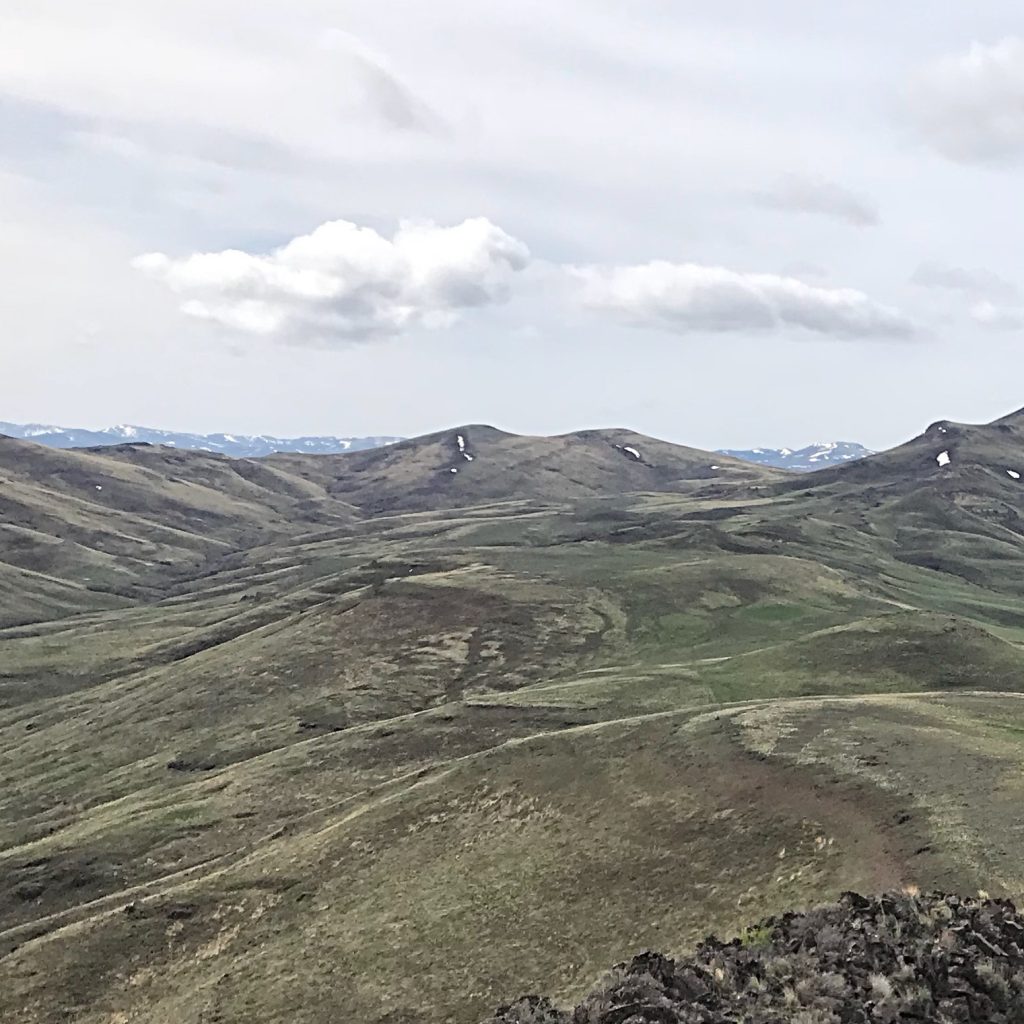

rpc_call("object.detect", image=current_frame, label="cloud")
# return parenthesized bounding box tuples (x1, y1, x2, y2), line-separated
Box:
(912, 262, 1023, 329)
(751, 174, 880, 226)
(910, 261, 1019, 302)
(133, 217, 530, 343)
(970, 301, 1024, 331)
(319, 30, 447, 135)
(352, 56, 445, 133)
(572, 261, 915, 339)
(908, 37, 1024, 162)
(0, 11, 448, 173)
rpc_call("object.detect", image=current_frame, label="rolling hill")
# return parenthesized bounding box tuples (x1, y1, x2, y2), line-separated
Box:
(1, 419, 873, 471)
(265, 424, 779, 513)
(0, 425, 779, 626)
(3, 409, 1024, 1022)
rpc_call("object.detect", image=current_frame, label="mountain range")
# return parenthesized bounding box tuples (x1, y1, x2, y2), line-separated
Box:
(0, 419, 871, 470)
(0, 421, 401, 458)
(3, 407, 1024, 1023)
(717, 439, 874, 470)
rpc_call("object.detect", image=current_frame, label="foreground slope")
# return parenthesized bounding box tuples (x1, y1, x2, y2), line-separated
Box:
(487, 892, 1024, 1023)
(4, 410, 1024, 1021)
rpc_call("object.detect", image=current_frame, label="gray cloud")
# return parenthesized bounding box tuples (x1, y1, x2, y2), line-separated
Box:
(351, 53, 447, 135)
(911, 261, 1019, 301)
(752, 174, 880, 226)
(912, 262, 1023, 330)
(572, 261, 915, 340)
(133, 216, 530, 343)
(319, 29, 448, 136)
(908, 37, 1024, 162)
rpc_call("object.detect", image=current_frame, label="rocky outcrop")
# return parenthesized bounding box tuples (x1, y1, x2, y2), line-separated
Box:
(486, 892, 1024, 1023)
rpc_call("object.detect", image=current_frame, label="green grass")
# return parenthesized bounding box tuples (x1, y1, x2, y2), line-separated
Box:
(8, 418, 1024, 1021)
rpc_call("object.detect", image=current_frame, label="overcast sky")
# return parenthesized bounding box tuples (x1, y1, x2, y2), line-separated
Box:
(3, 2, 1024, 450)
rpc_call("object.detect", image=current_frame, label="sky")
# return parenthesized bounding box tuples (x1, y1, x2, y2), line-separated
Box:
(3, 2, 1024, 451)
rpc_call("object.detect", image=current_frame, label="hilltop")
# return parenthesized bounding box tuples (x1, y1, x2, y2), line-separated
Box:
(265, 424, 778, 513)
(4, 408, 1024, 1022)
(1, 418, 873, 472)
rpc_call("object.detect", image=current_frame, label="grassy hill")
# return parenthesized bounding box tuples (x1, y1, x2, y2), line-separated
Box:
(266, 424, 779, 514)
(4, 413, 1024, 1021)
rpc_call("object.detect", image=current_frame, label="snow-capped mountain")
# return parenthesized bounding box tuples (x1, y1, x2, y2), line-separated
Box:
(717, 441, 874, 471)
(0, 422, 402, 458)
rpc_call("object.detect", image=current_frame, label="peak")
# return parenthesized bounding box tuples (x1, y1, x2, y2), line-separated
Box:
(420, 424, 513, 444)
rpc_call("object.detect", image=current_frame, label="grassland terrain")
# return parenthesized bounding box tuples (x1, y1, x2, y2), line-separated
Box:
(3, 412, 1024, 1022)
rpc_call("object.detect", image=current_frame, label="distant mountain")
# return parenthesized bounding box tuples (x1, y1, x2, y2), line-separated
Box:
(264, 424, 781, 515)
(0, 420, 874, 471)
(0, 421, 402, 458)
(717, 441, 874, 471)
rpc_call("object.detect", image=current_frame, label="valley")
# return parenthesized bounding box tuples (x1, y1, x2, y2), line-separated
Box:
(3, 412, 1024, 1022)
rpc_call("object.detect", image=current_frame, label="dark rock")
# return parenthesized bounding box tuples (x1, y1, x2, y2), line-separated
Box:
(483, 892, 1024, 1024)
(166, 756, 218, 772)
(491, 995, 568, 1023)
(13, 882, 44, 901)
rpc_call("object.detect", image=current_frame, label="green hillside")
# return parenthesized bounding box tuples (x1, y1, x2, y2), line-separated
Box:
(4, 412, 1024, 1022)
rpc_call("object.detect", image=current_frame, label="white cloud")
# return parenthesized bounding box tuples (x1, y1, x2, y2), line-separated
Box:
(133, 217, 530, 343)
(752, 174, 879, 226)
(908, 37, 1024, 162)
(572, 261, 915, 339)
(971, 301, 1024, 331)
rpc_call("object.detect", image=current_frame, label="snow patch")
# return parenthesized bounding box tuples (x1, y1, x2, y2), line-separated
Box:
(1008, 470, 1021, 479)
(622, 446, 641, 460)
(936, 450, 951, 467)
(710, 465, 720, 470)
(809, 444, 839, 461)
(95, 485, 103, 490)
(450, 467, 458, 474)
(455, 433, 474, 463)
